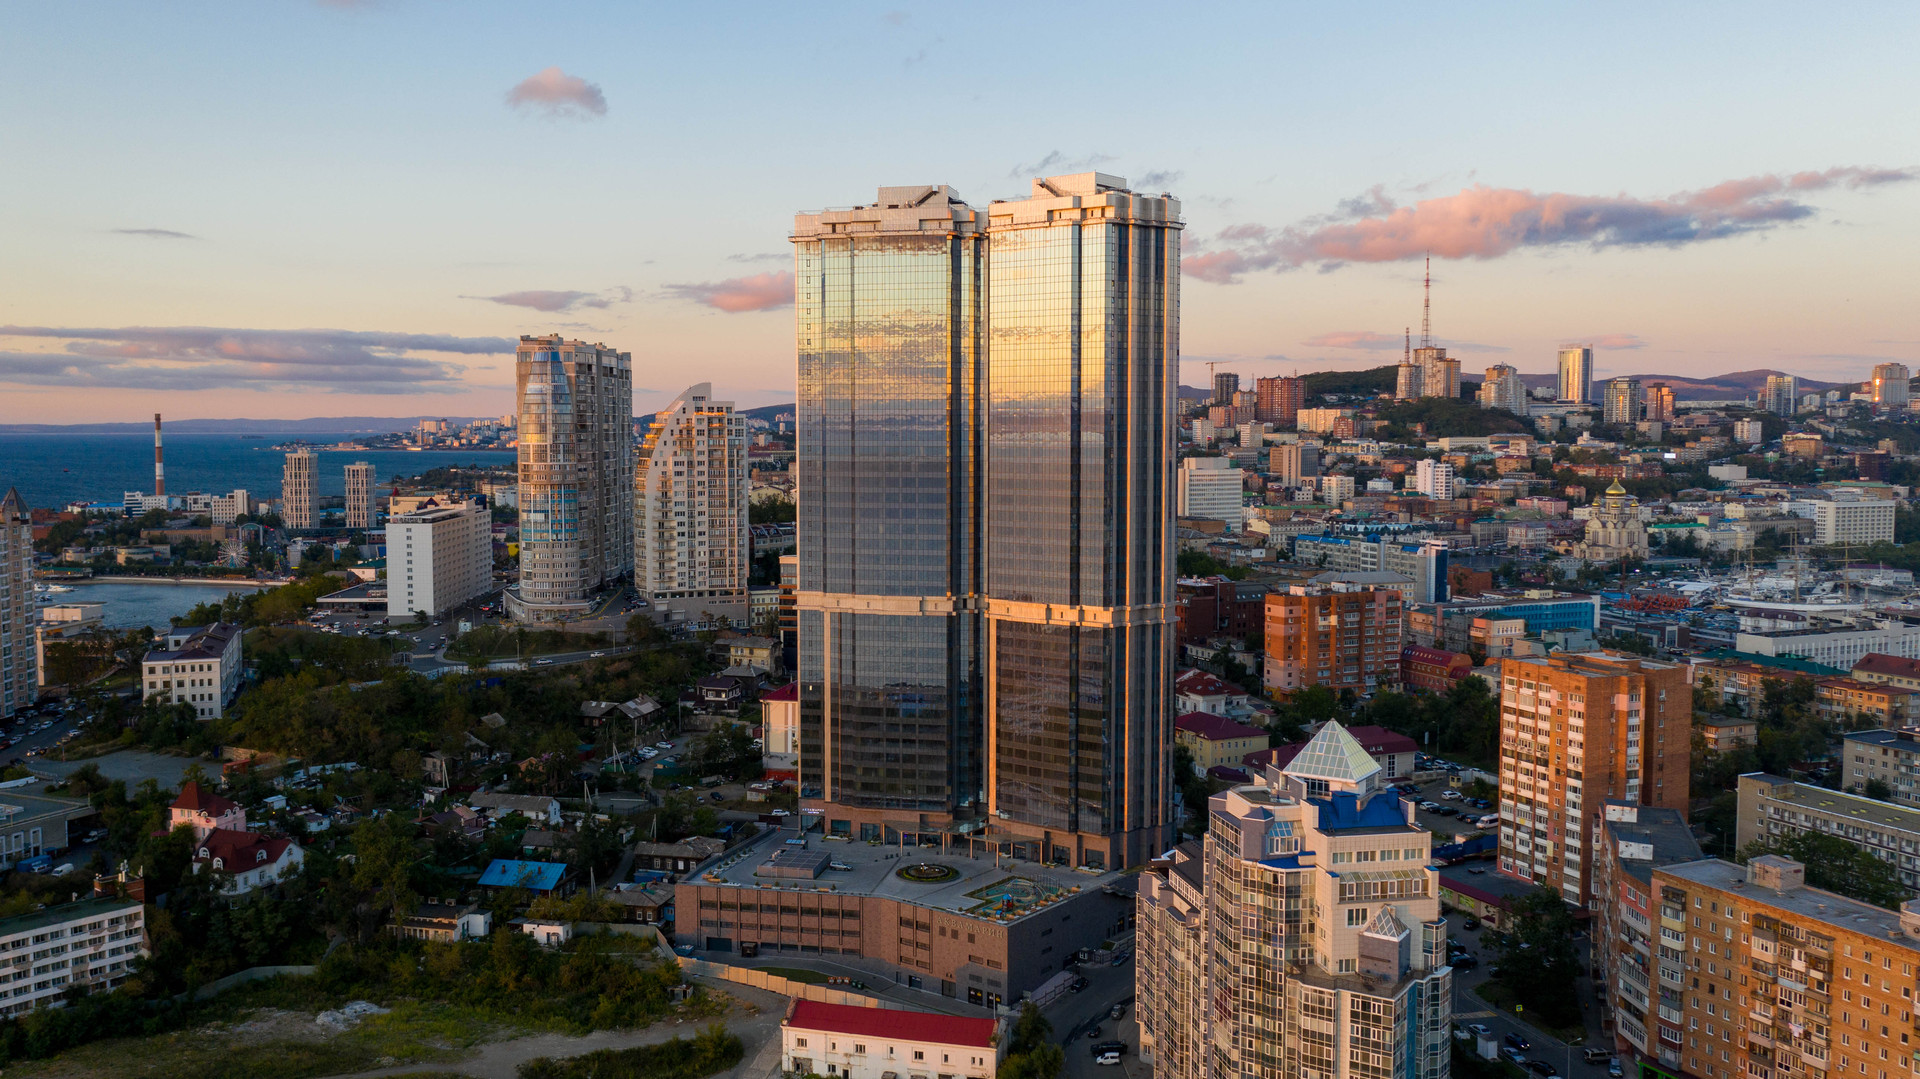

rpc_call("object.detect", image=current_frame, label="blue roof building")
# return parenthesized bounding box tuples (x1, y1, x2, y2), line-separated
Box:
(477, 858, 573, 894)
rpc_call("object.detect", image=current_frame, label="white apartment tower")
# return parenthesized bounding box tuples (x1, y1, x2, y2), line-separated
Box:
(387, 498, 494, 619)
(1763, 374, 1798, 417)
(1413, 458, 1456, 500)
(509, 334, 634, 621)
(1558, 346, 1594, 404)
(1603, 376, 1643, 426)
(634, 383, 749, 622)
(1478, 363, 1528, 413)
(1872, 362, 1911, 409)
(343, 461, 374, 530)
(1176, 456, 1244, 524)
(0, 489, 31, 720)
(281, 450, 317, 530)
(1137, 722, 1453, 1079)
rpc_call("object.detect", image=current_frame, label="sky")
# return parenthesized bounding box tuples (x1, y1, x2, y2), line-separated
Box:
(2, 1, 1918, 423)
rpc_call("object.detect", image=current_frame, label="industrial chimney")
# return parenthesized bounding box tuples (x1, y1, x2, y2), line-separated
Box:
(153, 413, 165, 497)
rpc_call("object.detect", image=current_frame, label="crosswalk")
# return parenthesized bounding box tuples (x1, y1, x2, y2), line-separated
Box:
(1454, 1010, 1496, 1019)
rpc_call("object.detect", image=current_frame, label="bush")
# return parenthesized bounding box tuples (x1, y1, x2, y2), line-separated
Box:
(519, 1024, 743, 1079)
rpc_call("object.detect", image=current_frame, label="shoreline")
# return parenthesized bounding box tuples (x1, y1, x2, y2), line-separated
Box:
(64, 577, 289, 588)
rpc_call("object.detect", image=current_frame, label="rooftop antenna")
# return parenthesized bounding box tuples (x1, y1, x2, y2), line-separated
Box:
(1420, 255, 1432, 349)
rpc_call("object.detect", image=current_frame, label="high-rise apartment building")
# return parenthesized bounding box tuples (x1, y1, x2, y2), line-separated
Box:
(1873, 362, 1911, 409)
(634, 383, 749, 621)
(1412, 458, 1455, 500)
(1591, 802, 1702, 1067)
(1320, 474, 1355, 505)
(1478, 364, 1528, 414)
(1415, 346, 1459, 400)
(1496, 650, 1690, 905)
(1263, 581, 1404, 695)
(387, 498, 493, 619)
(509, 334, 634, 621)
(0, 489, 31, 720)
(1269, 441, 1320, 487)
(1733, 417, 1765, 444)
(1558, 346, 1594, 403)
(1811, 498, 1896, 545)
(1632, 854, 1920, 1079)
(1763, 373, 1798, 416)
(343, 461, 374, 530)
(1644, 382, 1675, 422)
(281, 449, 317, 530)
(1395, 359, 1425, 401)
(982, 173, 1179, 870)
(1212, 370, 1239, 406)
(1176, 457, 1243, 524)
(1254, 375, 1305, 426)
(1138, 723, 1453, 1079)
(793, 184, 987, 835)
(794, 174, 1178, 870)
(1603, 376, 1643, 426)
(209, 489, 250, 526)
(1293, 535, 1450, 604)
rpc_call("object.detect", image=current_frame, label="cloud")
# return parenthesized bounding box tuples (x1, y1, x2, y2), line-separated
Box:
(1303, 331, 1402, 351)
(111, 228, 196, 240)
(663, 272, 794, 314)
(505, 67, 607, 119)
(727, 252, 787, 264)
(0, 325, 510, 395)
(1134, 170, 1184, 191)
(1184, 165, 1920, 283)
(1588, 333, 1647, 350)
(1009, 151, 1114, 179)
(467, 287, 631, 313)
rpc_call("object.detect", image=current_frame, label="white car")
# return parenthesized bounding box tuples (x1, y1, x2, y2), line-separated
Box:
(655, 741, 675, 750)
(770, 809, 791, 817)
(1439, 790, 1462, 801)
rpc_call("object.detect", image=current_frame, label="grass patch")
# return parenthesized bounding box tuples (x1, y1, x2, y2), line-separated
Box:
(752, 966, 831, 985)
(1471, 982, 1587, 1044)
(520, 1025, 743, 1079)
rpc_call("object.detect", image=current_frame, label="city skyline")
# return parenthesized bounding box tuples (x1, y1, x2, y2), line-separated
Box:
(4, 3, 1919, 422)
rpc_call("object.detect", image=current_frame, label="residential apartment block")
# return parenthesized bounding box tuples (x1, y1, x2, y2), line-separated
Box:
(1841, 728, 1920, 805)
(343, 461, 374, 530)
(1497, 651, 1691, 905)
(281, 449, 317, 530)
(141, 622, 242, 720)
(1591, 802, 1703, 1064)
(1293, 534, 1450, 604)
(1263, 581, 1403, 695)
(634, 383, 749, 623)
(1255, 375, 1305, 426)
(0, 489, 29, 720)
(1811, 499, 1896, 546)
(1177, 456, 1244, 524)
(386, 497, 493, 619)
(1738, 772, 1920, 892)
(510, 334, 634, 620)
(0, 896, 147, 1017)
(1855, 654, 1920, 692)
(1136, 722, 1453, 1079)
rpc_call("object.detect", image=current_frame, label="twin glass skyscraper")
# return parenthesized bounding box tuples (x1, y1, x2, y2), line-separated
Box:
(794, 174, 1181, 870)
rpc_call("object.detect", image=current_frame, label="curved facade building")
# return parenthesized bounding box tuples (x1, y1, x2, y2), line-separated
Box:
(634, 383, 749, 623)
(509, 334, 633, 620)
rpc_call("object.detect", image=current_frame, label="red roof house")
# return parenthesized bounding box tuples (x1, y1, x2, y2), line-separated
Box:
(784, 999, 1000, 1050)
(170, 782, 246, 839)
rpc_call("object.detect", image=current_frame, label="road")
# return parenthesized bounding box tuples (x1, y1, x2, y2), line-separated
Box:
(1048, 948, 1138, 1079)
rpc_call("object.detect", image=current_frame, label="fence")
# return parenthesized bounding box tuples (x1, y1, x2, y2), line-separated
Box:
(677, 958, 912, 1011)
(186, 964, 317, 1002)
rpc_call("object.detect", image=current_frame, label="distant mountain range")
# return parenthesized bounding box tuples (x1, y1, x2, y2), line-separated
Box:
(1514, 369, 1854, 400)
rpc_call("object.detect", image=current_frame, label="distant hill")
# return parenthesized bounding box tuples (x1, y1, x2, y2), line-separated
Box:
(0, 416, 496, 435)
(1516, 369, 1852, 400)
(741, 403, 794, 423)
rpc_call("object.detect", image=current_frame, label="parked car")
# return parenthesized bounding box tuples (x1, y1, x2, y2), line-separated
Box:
(1608, 1059, 1624, 1077)
(1450, 954, 1477, 970)
(1525, 1061, 1558, 1077)
(1109, 1003, 1126, 1019)
(656, 741, 675, 749)
(1584, 1049, 1612, 1065)
(1501, 1049, 1527, 1067)
(1085, 1025, 1101, 1039)
(1092, 1042, 1126, 1066)
(1069, 977, 1089, 993)
(1467, 1024, 1493, 1038)
(1419, 801, 1442, 812)
(1462, 917, 1481, 931)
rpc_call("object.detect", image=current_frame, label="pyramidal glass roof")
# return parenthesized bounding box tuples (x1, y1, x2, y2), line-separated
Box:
(1362, 904, 1410, 940)
(1281, 720, 1381, 785)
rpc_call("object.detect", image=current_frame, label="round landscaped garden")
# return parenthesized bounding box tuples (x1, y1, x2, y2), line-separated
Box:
(896, 862, 961, 883)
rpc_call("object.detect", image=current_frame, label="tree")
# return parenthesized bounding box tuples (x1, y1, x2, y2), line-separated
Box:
(998, 1002, 1065, 1079)
(627, 613, 665, 648)
(1491, 887, 1583, 1027)
(1738, 830, 1907, 909)
(1865, 776, 1894, 801)
(1170, 744, 1211, 836)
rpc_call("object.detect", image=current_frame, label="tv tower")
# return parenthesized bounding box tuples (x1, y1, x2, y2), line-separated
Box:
(153, 413, 165, 498)
(1420, 255, 1432, 348)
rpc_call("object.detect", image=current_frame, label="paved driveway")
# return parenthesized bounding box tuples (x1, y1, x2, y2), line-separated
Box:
(35, 749, 196, 790)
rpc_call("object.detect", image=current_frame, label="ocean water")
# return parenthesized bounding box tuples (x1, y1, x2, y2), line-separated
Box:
(50, 579, 272, 631)
(0, 431, 514, 510)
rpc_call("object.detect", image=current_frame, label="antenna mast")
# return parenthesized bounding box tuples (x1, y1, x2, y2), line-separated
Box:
(1420, 255, 1432, 349)
(1404, 328, 1410, 365)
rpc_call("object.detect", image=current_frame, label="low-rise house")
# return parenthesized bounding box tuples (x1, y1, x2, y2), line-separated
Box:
(477, 858, 575, 897)
(520, 829, 566, 858)
(517, 918, 572, 947)
(720, 634, 780, 675)
(606, 883, 672, 923)
(694, 676, 744, 713)
(420, 805, 486, 839)
(1172, 668, 1257, 719)
(193, 829, 304, 895)
(781, 1000, 1001, 1079)
(0, 897, 147, 1017)
(1172, 712, 1267, 774)
(390, 899, 492, 943)
(1698, 715, 1758, 751)
(170, 782, 245, 838)
(465, 792, 562, 827)
(293, 809, 331, 833)
(631, 836, 726, 876)
(141, 622, 243, 720)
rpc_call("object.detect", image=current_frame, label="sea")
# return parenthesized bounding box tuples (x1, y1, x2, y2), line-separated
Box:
(48, 579, 272, 631)
(0, 431, 514, 510)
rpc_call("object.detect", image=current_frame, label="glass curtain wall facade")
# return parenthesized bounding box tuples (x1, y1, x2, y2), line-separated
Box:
(984, 173, 1180, 870)
(792, 187, 986, 834)
(511, 334, 633, 620)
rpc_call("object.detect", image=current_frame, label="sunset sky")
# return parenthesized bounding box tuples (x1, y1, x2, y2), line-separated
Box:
(3, 2, 1917, 423)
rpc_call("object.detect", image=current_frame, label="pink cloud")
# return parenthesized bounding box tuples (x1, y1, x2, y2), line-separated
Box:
(505, 67, 607, 119)
(1184, 165, 1919, 283)
(665, 272, 794, 314)
(1303, 330, 1402, 351)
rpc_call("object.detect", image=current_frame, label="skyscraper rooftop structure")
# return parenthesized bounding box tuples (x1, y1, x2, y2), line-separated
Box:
(507, 334, 633, 621)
